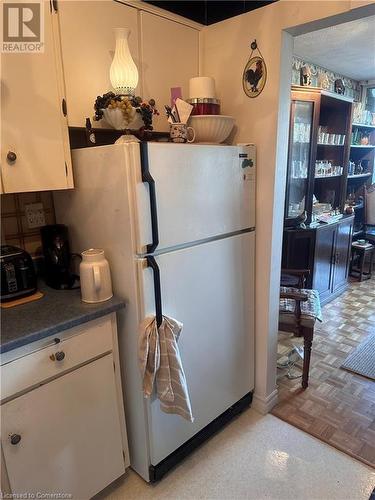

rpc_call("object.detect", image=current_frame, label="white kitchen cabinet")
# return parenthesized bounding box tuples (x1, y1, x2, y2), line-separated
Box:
(58, 1, 139, 127)
(140, 12, 200, 132)
(2, 355, 123, 498)
(1, 0, 73, 193)
(0, 315, 129, 498)
(57, 2, 200, 131)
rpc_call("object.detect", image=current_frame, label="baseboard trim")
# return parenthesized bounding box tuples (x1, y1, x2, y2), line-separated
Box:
(252, 389, 278, 414)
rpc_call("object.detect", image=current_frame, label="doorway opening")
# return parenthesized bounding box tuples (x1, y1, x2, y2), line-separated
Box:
(273, 13, 375, 468)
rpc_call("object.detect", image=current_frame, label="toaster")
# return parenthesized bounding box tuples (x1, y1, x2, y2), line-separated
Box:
(0, 245, 37, 302)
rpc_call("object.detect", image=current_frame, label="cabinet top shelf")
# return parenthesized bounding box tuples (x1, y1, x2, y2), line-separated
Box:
(352, 123, 375, 129)
(347, 172, 372, 179)
(315, 174, 342, 179)
(350, 144, 375, 148)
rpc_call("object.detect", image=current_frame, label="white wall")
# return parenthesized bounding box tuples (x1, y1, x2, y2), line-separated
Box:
(201, 0, 375, 412)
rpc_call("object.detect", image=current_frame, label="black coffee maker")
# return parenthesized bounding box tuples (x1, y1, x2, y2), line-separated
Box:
(41, 224, 79, 289)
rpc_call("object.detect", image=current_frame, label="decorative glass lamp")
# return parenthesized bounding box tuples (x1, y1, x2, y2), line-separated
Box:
(110, 27, 139, 96)
(94, 28, 157, 138)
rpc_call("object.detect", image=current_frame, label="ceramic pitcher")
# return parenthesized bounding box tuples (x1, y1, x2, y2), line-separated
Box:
(80, 249, 113, 303)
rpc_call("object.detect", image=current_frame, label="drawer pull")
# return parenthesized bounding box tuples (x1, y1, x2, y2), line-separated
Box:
(50, 351, 65, 362)
(10, 434, 21, 445)
(7, 151, 17, 162)
(55, 351, 65, 361)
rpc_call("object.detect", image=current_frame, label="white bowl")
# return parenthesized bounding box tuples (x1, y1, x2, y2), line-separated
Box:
(189, 115, 235, 144)
(102, 107, 142, 130)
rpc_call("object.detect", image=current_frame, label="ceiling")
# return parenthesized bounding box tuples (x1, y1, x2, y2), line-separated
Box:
(293, 15, 375, 81)
(143, 1, 276, 25)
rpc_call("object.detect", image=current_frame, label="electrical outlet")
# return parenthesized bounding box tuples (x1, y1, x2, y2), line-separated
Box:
(25, 203, 46, 229)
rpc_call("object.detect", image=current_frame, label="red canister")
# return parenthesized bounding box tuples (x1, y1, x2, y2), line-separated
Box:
(187, 98, 221, 116)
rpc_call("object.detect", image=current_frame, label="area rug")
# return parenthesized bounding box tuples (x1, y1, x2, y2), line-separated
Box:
(341, 333, 375, 381)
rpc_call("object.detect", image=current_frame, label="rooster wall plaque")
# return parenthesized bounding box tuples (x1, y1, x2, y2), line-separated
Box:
(242, 40, 267, 98)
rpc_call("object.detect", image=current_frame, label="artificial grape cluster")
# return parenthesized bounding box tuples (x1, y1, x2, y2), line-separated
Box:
(93, 92, 159, 130)
(93, 92, 119, 121)
(136, 98, 159, 130)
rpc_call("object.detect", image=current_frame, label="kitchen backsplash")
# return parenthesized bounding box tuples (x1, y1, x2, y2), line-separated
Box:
(1, 192, 56, 257)
(292, 56, 361, 101)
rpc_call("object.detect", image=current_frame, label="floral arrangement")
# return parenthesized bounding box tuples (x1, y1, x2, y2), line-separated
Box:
(93, 92, 159, 130)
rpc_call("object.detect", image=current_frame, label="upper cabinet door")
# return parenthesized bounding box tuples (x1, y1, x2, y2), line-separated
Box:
(140, 12, 199, 131)
(285, 90, 320, 223)
(1, 1, 73, 193)
(58, 1, 139, 127)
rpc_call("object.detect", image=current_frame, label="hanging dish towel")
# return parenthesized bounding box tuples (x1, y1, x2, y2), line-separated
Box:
(139, 316, 194, 422)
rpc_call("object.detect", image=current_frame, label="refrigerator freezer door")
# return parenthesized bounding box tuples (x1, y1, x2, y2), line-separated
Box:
(138, 231, 255, 466)
(132, 143, 255, 254)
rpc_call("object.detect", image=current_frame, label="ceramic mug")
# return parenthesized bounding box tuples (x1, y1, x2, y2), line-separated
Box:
(170, 123, 195, 143)
(80, 248, 113, 303)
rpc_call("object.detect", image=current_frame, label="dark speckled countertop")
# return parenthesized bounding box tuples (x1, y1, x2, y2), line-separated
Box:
(1, 283, 125, 354)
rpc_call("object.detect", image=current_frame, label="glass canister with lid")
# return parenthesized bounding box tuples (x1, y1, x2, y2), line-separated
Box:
(187, 98, 221, 116)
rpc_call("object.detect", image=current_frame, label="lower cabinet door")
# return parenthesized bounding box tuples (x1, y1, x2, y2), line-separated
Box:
(313, 224, 335, 303)
(1, 355, 125, 498)
(333, 217, 353, 292)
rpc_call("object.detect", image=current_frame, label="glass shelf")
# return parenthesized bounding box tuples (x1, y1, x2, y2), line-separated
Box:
(352, 123, 375, 129)
(315, 174, 342, 179)
(347, 173, 371, 179)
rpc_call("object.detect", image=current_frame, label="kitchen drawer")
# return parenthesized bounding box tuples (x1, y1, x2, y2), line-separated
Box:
(1, 316, 113, 402)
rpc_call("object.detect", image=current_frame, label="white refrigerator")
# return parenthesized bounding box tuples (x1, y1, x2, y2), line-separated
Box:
(54, 141, 256, 482)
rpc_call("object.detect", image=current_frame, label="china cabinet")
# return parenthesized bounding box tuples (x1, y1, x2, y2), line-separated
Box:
(284, 86, 353, 224)
(282, 215, 354, 305)
(347, 123, 375, 233)
(283, 86, 354, 304)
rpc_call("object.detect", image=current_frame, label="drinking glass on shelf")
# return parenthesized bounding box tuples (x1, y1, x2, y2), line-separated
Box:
(304, 123, 311, 142)
(318, 127, 323, 144)
(293, 122, 300, 142)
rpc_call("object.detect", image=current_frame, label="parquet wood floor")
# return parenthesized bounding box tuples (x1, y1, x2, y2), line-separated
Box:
(272, 276, 375, 468)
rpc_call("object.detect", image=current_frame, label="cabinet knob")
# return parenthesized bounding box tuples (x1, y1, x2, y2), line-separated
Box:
(55, 351, 65, 361)
(10, 434, 21, 445)
(7, 151, 17, 162)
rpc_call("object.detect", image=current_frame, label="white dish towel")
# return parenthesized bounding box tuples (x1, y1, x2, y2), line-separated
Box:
(139, 315, 194, 422)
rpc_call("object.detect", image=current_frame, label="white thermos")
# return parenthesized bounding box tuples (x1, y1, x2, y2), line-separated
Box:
(80, 249, 113, 303)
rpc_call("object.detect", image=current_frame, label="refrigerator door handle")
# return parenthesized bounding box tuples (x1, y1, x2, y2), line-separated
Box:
(146, 255, 163, 328)
(141, 143, 159, 254)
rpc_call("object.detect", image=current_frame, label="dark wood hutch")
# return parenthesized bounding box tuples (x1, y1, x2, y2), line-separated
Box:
(282, 86, 359, 305)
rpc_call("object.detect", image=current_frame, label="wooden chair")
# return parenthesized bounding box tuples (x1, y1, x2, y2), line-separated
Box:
(279, 269, 322, 389)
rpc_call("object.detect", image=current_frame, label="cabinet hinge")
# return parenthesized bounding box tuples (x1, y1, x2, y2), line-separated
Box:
(62, 98, 67, 117)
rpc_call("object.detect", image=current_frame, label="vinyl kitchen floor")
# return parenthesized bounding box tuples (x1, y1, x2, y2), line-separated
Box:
(97, 410, 375, 500)
(272, 276, 375, 469)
